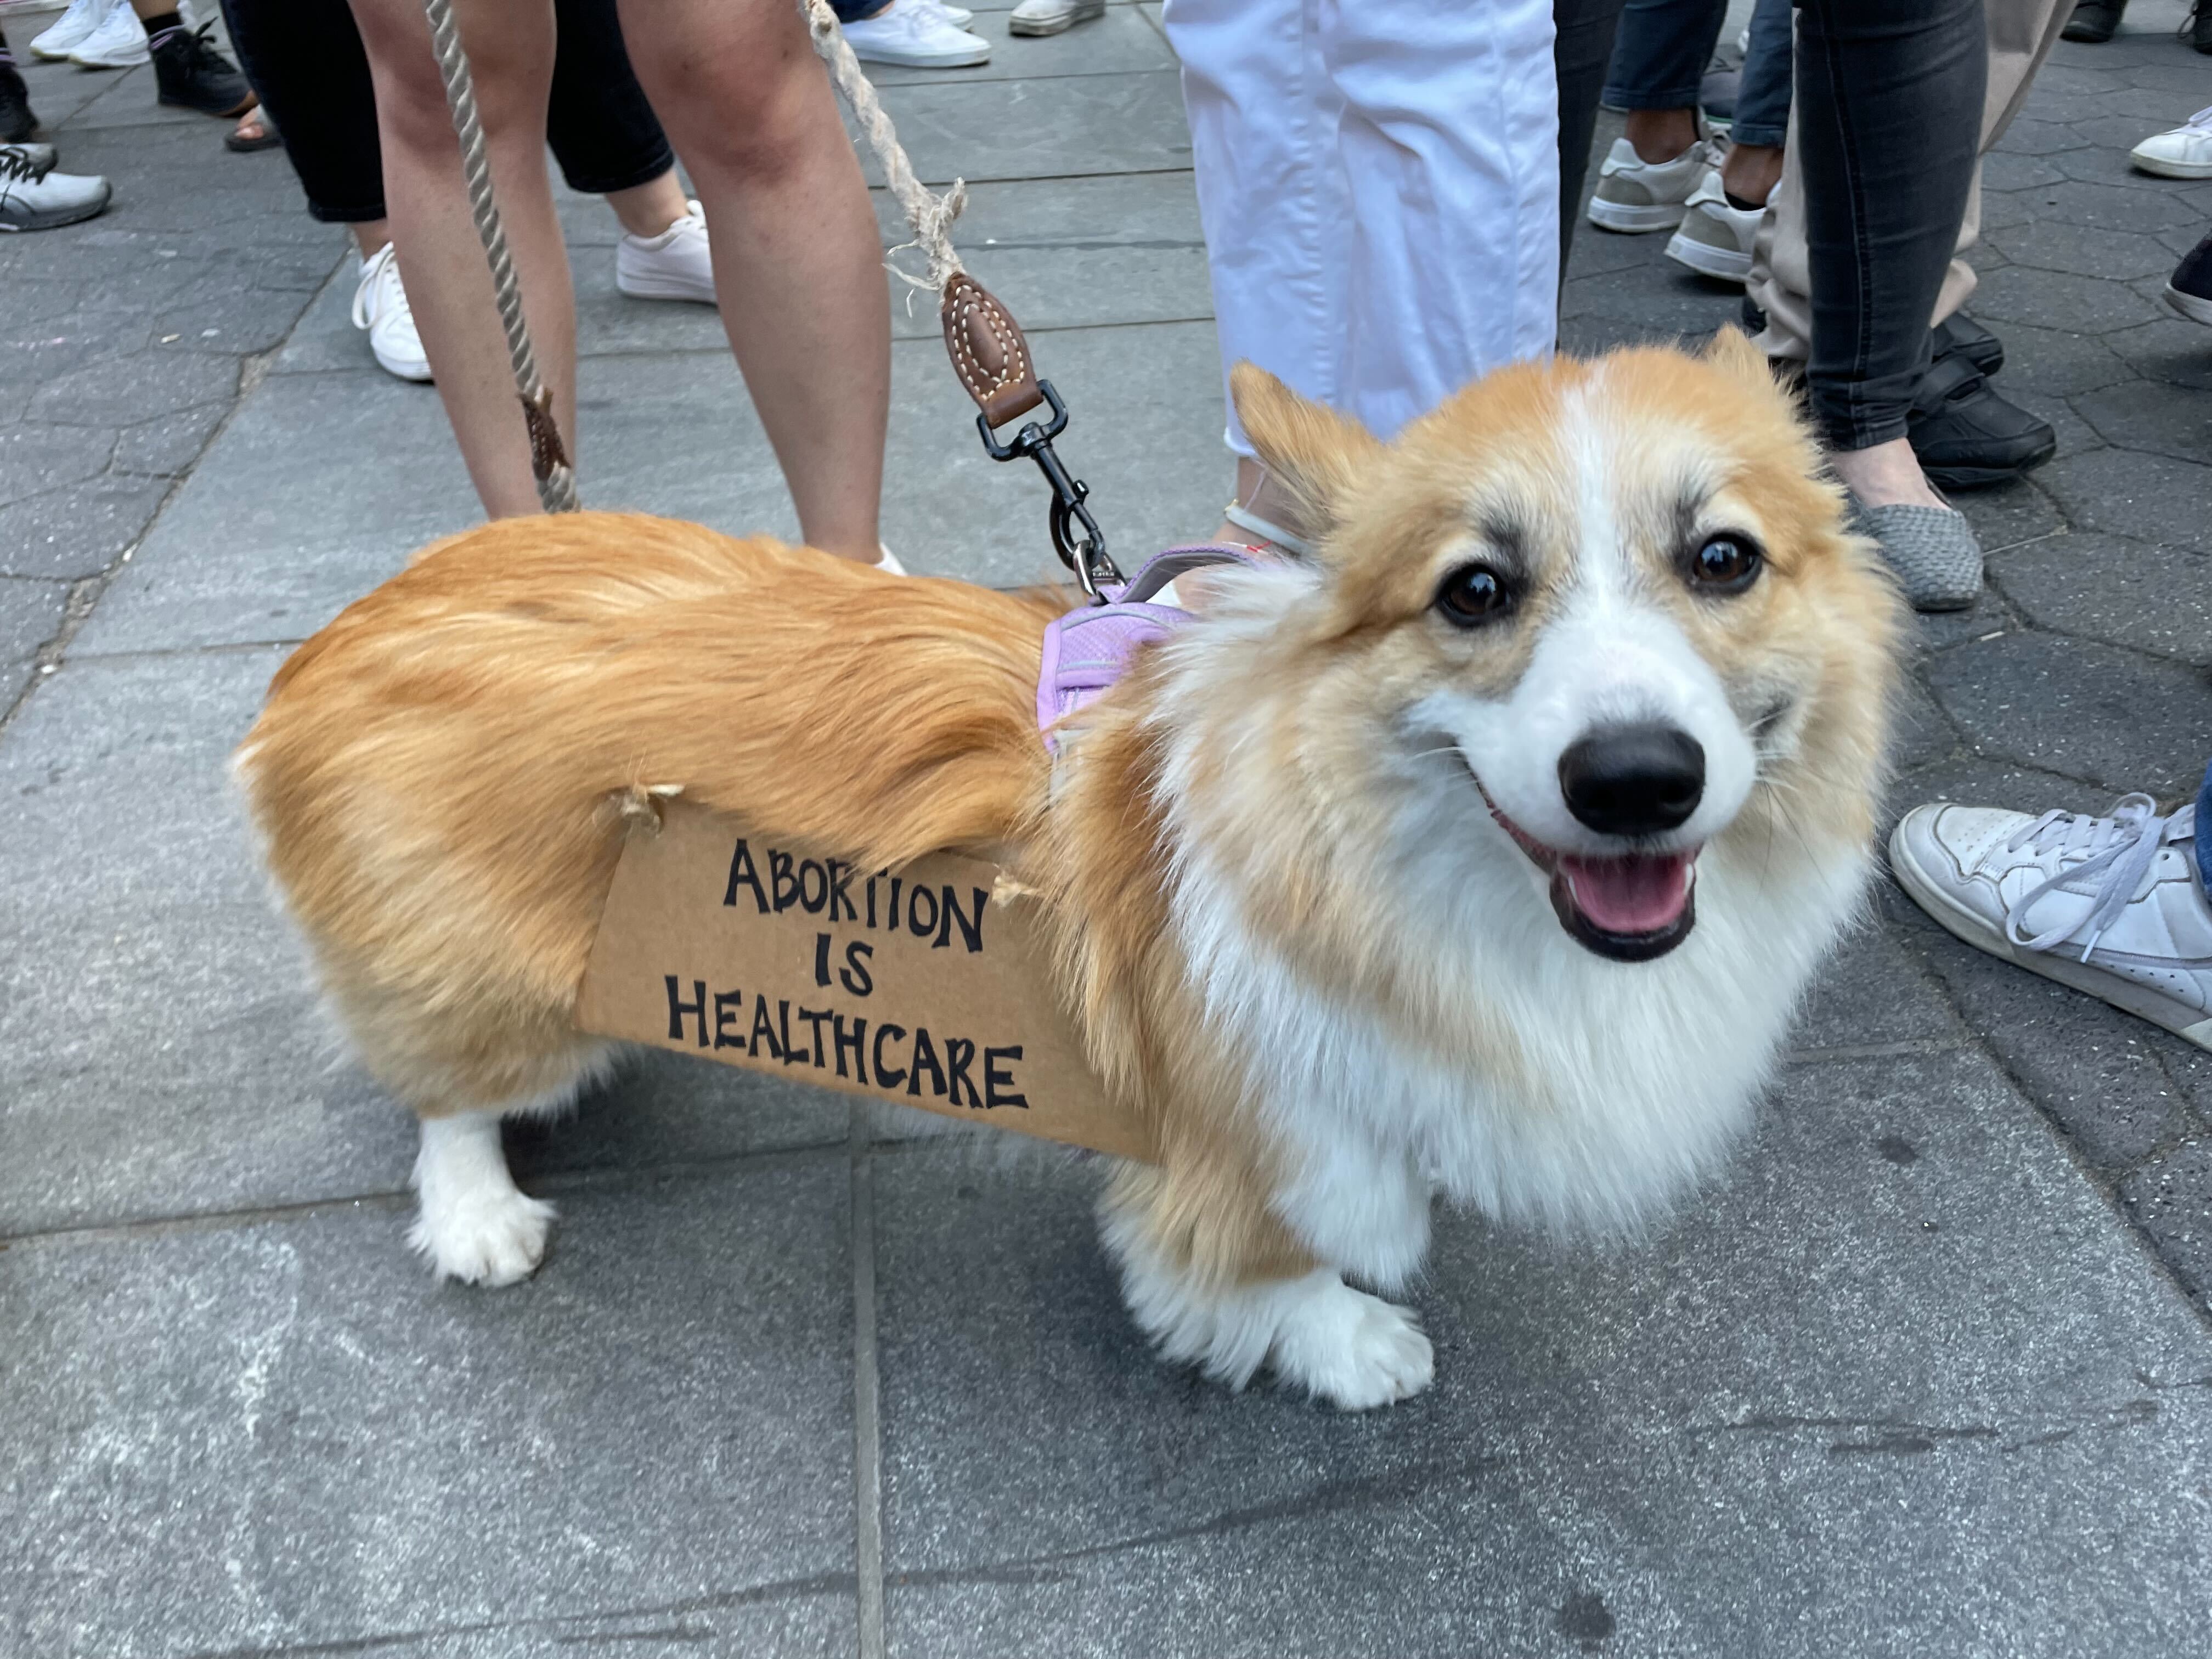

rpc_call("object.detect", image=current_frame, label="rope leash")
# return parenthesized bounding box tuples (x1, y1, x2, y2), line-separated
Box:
(419, 0, 577, 514)
(795, 0, 968, 294)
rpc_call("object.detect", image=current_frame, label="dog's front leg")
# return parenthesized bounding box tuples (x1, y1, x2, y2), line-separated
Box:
(1098, 1163, 1434, 1410)
(408, 1110, 556, 1286)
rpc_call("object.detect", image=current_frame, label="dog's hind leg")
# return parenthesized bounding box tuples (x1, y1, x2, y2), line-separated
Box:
(1097, 1163, 1434, 1410)
(324, 962, 616, 1286)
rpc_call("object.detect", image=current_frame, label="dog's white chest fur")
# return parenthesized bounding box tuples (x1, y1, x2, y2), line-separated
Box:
(1171, 830, 1868, 1293)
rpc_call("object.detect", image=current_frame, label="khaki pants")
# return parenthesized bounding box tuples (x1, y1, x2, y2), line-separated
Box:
(1748, 0, 2073, 359)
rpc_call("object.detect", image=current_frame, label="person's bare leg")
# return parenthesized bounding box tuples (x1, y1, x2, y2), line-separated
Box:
(1827, 437, 1949, 512)
(603, 167, 689, 240)
(1210, 455, 1265, 544)
(1719, 141, 1783, 208)
(1624, 105, 1699, 165)
(617, 0, 886, 560)
(347, 0, 574, 520)
(348, 218, 394, 261)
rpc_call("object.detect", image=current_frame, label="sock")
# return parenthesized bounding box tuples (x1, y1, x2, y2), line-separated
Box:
(1723, 190, 1765, 213)
(139, 11, 184, 41)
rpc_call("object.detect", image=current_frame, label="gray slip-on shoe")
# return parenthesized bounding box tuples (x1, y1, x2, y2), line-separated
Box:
(1846, 497, 1983, 612)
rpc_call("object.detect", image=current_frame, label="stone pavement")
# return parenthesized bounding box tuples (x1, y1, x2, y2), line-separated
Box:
(4, 3, 2211, 1655)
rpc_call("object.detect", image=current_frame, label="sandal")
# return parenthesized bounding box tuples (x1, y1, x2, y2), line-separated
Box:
(225, 108, 281, 154)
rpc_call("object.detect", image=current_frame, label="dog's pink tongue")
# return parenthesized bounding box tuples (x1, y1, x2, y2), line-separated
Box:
(1559, 851, 1695, 935)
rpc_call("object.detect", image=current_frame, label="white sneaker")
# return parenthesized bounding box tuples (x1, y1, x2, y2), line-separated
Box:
(1664, 171, 1763, 281)
(840, 0, 990, 67)
(29, 0, 108, 59)
(919, 0, 974, 23)
(1009, 0, 1106, 35)
(615, 198, 716, 304)
(1586, 136, 1719, 233)
(2130, 106, 2212, 181)
(68, 0, 151, 67)
(1891, 795, 2212, 1049)
(0, 145, 111, 230)
(351, 242, 432, 382)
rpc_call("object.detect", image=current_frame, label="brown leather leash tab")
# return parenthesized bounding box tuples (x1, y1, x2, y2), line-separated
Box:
(941, 272, 1045, 428)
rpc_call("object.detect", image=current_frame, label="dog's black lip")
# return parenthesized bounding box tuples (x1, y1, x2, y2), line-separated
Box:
(1474, 776, 1700, 961)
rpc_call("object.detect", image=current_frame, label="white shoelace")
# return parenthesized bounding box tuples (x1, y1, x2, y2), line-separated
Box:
(2000, 794, 2181, 960)
(351, 246, 413, 331)
(2178, 104, 2212, 137)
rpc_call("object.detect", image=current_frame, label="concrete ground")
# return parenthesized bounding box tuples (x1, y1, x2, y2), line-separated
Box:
(4, 3, 2211, 1655)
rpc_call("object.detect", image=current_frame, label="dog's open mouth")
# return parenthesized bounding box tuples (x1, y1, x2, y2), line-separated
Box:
(1483, 798, 1700, 962)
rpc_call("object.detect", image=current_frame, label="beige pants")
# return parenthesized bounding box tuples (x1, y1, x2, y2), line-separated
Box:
(1748, 0, 2073, 360)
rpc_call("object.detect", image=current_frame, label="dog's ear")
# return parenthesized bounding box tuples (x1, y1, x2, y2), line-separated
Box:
(1701, 324, 1781, 394)
(1230, 362, 1383, 547)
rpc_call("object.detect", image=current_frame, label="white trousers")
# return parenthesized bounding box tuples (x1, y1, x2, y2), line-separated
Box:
(1164, 0, 1560, 456)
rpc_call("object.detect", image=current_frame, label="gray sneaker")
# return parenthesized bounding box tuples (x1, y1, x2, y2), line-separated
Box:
(1846, 496, 1982, 612)
(1664, 172, 1763, 282)
(0, 145, 112, 232)
(1587, 136, 1718, 233)
(1891, 795, 2212, 1049)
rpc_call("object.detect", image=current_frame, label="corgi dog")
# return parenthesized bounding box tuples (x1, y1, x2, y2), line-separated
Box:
(236, 330, 1899, 1410)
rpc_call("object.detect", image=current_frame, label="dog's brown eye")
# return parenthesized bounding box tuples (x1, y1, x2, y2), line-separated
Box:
(1435, 563, 1515, 627)
(1689, 535, 1762, 592)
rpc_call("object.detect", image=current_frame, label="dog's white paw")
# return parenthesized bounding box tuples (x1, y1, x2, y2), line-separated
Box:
(1270, 1279, 1434, 1410)
(409, 1110, 554, 1287)
(409, 1185, 555, 1286)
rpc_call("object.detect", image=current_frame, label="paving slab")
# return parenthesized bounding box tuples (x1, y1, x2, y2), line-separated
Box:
(0, 1157, 859, 1659)
(871, 1049, 2212, 1658)
(855, 71, 1191, 188)
(1922, 630, 2212, 799)
(2034, 445, 2212, 551)
(1989, 531, 2212, 663)
(67, 368, 481, 656)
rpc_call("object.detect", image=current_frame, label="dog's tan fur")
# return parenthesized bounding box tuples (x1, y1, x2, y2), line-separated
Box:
(239, 333, 1898, 1402)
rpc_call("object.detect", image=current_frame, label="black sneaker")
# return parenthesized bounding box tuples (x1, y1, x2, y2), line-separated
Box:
(150, 22, 258, 119)
(1908, 354, 2057, 489)
(0, 63, 36, 145)
(2186, 2, 2212, 52)
(2062, 0, 2126, 40)
(2166, 231, 2212, 326)
(1931, 312, 2004, 377)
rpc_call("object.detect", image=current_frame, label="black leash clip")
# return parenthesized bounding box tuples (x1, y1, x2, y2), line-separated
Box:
(975, 380, 1121, 601)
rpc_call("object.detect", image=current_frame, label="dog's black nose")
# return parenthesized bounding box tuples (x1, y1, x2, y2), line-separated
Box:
(1558, 724, 1705, 837)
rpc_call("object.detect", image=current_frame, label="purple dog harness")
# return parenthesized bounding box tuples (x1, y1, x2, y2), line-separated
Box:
(1035, 545, 1260, 755)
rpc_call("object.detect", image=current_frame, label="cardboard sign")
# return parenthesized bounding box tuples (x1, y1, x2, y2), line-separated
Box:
(575, 801, 1150, 1161)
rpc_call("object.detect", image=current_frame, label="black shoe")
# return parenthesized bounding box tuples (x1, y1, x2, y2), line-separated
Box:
(2062, 0, 2126, 40)
(1908, 355, 2057, 489)
(150, 22, 257, 119)
(2165, 232, 2212, 326)
(1932, 312, 2004, 377)
(2187, 2, 2212, 52)
(0, 65, 36, 145)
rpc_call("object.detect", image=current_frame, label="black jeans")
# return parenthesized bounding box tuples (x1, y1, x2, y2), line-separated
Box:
(1796, 0, 1985, 450)
(220, 0, 675, 224)
(1554, 0, 1629, 283)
